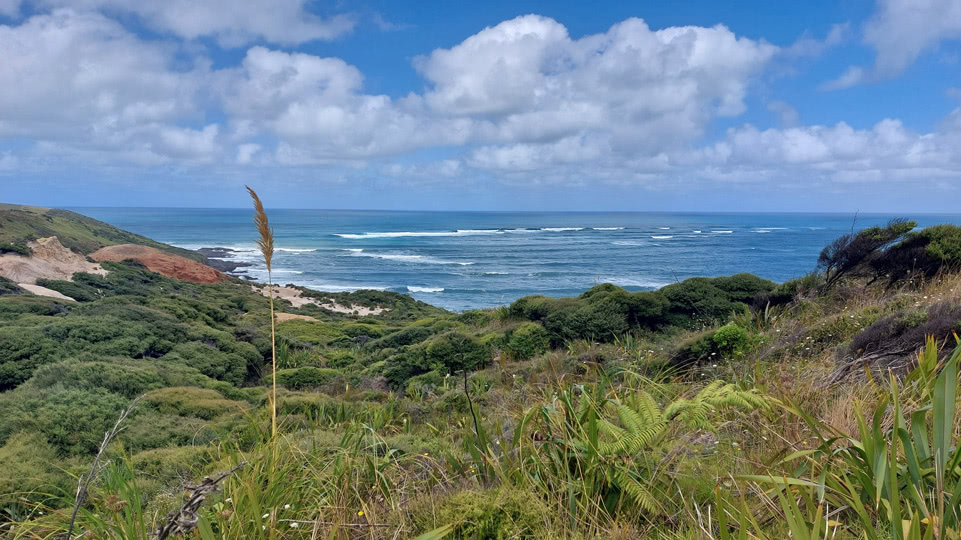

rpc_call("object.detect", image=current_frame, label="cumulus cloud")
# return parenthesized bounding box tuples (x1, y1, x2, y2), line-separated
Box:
(693, 119, 961, 183)
(2, 5, 961, 195)
(0, 9, 220, 163)
(29, 0, 355, 46)
(826, 0, 961, 89)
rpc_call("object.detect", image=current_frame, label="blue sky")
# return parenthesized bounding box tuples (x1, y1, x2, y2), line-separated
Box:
(1, 0, 960, 211)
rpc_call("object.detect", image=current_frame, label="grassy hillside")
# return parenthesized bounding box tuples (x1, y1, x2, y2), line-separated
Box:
(3, 213, 961, 539)
(0, 203, 204, 260)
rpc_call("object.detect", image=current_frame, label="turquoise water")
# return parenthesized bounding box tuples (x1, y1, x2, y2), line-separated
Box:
(73, 208, 961, 312)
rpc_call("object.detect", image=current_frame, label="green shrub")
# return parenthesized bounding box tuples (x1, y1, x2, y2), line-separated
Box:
(0, 387, 130, 456)
(455, 310, 493, 327)
(405, 370, 444, 394)
(0, 433, 73, 505)
(0, 276, 23, 296)
(712, 273, 776, 303)
(367, 325, 436, 350)
(341, 322, 388, 339)
(711, 323, 751, 360)
(383, 331, 490, 389)
(0, 240, 32, 256)
(661, 278, 738, 326)
(275, 367, 343, 389)
(409, 488, 552, 539)
(0, 326, 61, 390)
(163, 342, 247, 387)
(35, 278, 99, 302)
(142, 387, 246, 420)
(504, 322, 549, 360)
(275, 319, 346, 346)
(422, 331, 490, 373)
(130, 445, 210, 481)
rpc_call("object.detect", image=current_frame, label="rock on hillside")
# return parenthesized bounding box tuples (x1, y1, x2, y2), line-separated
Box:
(0, 236, 107, 283)
(91, 244, 226, 284)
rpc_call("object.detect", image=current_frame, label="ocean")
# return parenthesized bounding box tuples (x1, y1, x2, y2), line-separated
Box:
(72, 208, 961, 312)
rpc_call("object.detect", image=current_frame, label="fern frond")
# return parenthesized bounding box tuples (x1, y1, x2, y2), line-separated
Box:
(615, 469, 664, 515)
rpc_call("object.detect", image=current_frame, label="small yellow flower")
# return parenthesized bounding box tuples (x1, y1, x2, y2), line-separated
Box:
(357, 510, 365, 517)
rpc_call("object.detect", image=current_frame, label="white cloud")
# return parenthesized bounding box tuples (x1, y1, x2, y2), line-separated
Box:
(32, 0, 355, 46)
(0, 9, 218, 163)
(826, 0, 961, 88)
(693, 119, 961, 182)
(417, 15, 777, 148)
(3, 7, 961, 196)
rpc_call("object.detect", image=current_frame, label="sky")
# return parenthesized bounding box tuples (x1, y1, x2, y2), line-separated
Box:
(1, 0, 961, 211)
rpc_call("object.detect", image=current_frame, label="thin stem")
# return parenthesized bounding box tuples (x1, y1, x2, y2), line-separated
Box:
(268, 271, 276, 441)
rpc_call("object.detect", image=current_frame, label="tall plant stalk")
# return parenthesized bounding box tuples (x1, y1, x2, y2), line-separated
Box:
(247, 186, 276, 440)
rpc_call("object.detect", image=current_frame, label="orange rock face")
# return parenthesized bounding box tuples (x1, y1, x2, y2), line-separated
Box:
(91, 244, 226, 284)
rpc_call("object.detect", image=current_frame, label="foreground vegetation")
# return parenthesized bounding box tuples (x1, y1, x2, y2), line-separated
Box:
(2, 214, 961, 538)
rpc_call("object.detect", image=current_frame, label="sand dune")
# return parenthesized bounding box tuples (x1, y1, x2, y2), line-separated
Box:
(0, 236, 106, 284)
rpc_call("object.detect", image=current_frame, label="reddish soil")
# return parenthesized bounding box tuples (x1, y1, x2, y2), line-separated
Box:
(91, 244, 226, 284)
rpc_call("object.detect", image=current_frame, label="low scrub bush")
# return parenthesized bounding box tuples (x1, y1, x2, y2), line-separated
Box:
(0, 240, 32, 256)
(274, 366, 343, 389)
(503, 322, 549, 360)
(408, 488, 553, 539)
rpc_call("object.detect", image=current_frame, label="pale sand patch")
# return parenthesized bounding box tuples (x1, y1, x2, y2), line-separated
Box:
(0, 236, 107, 284)
(18, 283, 76, 301)
(253, 284, 388, 316)
(275, 313, 319, 322)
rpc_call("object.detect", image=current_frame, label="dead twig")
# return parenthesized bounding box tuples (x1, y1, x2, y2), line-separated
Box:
(65, 395, 143, 540)
(154, 462, 246, 540)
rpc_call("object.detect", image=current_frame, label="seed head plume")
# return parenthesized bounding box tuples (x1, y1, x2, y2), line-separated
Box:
(247, 186, 273, 272)
(246, 185, 277, 442)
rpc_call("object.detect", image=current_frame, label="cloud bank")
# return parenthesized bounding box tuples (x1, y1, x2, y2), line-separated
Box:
(1, 0, 960, 203)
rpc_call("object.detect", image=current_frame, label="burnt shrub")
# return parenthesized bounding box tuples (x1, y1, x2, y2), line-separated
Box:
(818, 219, 916, 288)
(873, 224, 961, 283)
(846, 302, 961, 360)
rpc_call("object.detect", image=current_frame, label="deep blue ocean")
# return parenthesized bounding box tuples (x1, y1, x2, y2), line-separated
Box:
(72, 209, 961, 312)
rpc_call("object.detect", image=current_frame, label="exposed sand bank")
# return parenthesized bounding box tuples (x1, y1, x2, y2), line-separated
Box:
(253, 284, 388, 316)
(0, 236, 106, 284)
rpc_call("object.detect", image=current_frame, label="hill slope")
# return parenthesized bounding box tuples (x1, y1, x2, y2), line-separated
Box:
(0, 203, 203, 261)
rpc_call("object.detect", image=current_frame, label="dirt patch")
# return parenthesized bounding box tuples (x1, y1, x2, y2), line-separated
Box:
(91, 244, 226, 284)
(0, 236, 107, 284)
(253, 285, 388, 316)
(18, 283, 77, 301)
(275, 313, 319, 322)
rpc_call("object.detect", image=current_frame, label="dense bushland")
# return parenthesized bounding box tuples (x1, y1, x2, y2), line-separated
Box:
(3, 217, 961, 538)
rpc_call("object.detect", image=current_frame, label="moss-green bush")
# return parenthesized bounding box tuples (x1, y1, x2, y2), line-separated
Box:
(409, 488, 553, 539)
(275, 367, 343, 389)
(0, 433, 74, 505)
(504, 322, 549, 360)
(142, 387, 246, 420)
(0, 275, 24, 296)
(711, 323, 752, 360)
(163, 342, 247, 387)
(0, 387, 130, 456)
(0, 240, 32, 256)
